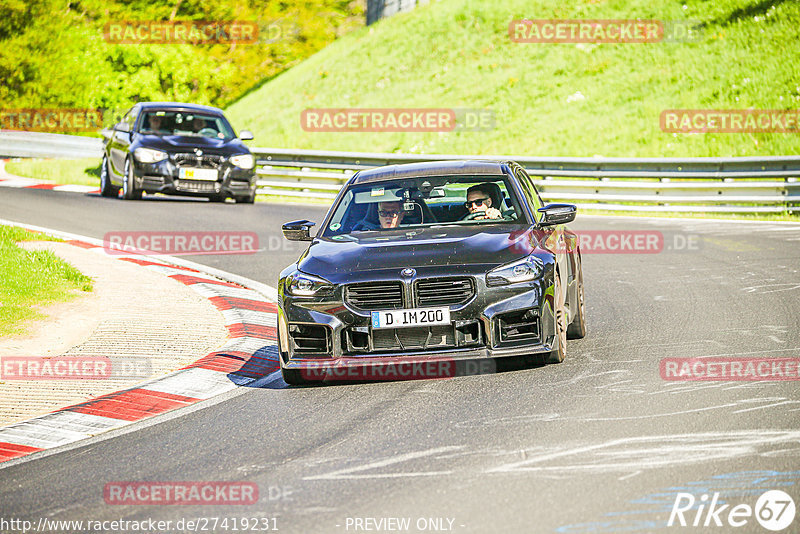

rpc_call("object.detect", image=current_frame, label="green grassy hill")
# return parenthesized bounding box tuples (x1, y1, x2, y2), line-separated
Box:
(226, 0, 800, 157)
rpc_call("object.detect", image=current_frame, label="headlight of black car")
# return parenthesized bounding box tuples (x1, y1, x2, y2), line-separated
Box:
(286, 271, 334, 297)
(230, 154, 255, 170)
(133, 147, 168, 163)
(486, 256, 544, 286)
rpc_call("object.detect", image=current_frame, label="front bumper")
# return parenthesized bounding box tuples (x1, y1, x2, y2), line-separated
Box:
(131, 159, 256, 197)
(277, 265, 558, 374)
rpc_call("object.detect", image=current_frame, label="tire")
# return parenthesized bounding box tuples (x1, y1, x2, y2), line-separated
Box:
(122, 158, 142, 200)
(236, 192, 256, 204)
(546, 270, 567, 364)
(99, 155, 120, 198)
(281, 367, 314, 386)
(567, 268, 587, 339)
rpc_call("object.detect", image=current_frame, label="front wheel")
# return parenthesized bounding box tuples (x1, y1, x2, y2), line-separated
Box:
(567, 268, 586, 339)
(236, 192, 256, 204)
(546, 271, 567, 364)
(122, 158, 142, 200)
(99, 155, 120, 198)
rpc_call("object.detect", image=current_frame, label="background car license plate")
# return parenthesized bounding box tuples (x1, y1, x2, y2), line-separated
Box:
(372, 307, 450, 329)
(178, 167, 217, 181)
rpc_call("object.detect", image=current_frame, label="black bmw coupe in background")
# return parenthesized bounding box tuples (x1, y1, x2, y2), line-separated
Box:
(100, 102, 257, 203)
(278, 160, 586, 385)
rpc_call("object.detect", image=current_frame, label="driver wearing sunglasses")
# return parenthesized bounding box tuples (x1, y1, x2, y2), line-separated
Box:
(463, 183, 502, 220)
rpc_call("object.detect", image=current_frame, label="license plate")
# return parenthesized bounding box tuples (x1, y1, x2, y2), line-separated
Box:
(371, 307, 450, 329)
(178, 167, 217, 181)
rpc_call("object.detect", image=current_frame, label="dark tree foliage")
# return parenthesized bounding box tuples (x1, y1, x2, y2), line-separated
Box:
(0, 0, 364, 113)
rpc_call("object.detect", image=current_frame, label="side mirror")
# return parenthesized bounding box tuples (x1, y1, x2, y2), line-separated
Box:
(538, 204, 577, 226)
(239, 130, 254, 141)
(115, 121, 130, 133)
(282, 220, 315, 241)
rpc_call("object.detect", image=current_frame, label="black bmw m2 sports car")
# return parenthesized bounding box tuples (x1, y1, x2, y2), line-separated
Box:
(100, 102, 257, 203)
(278, 160, 586, 385)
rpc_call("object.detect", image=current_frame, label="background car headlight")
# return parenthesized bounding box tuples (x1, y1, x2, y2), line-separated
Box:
(133, 147, 168, 163)
(286, 271, 333, 297)
(486, 256, 544, 286)
(230, 154, 255, 170)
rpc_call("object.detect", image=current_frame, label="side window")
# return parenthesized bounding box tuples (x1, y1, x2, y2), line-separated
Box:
(124, 107, 139, 132)
(514, 167, 544, 221)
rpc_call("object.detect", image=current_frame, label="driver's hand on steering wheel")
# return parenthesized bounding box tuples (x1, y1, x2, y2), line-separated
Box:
(475, 207, 502, 220)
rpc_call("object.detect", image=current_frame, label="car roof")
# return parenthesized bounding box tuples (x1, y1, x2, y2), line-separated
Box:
(137, 102, 225, 115)
(351, 160, 508, 185)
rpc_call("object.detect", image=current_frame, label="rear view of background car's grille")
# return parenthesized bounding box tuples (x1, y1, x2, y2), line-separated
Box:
(172, 153, 224, 169)
(415, 277, 475, 307)
(346, 282, 404, 310)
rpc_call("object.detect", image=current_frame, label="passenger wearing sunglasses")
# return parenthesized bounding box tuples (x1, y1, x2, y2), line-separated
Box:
(463, 183, 502, 220)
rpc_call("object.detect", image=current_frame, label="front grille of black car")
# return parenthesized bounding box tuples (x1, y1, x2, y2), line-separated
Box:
(344, 277, 475, 311)
(414, 277, 475, 307)
(175, 180, 217, 192)
(372, 325, 455, 351)
(343, 320, 483, 354)
(171, 153, 225, 169)
(345, 282, 404, 310)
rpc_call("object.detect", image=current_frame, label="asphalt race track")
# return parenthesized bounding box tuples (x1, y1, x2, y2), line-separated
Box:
(1, 187, 800, 533)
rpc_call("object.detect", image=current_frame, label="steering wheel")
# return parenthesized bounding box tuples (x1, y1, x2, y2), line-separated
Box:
(501, 208, 517, 221)
(463, 211, 487, 221)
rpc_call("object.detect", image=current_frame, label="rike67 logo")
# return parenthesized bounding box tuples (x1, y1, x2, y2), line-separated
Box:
(668, 490, 796, 531)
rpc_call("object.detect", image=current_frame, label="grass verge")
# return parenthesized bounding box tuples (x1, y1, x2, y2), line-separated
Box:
(0, 225, 93, 337)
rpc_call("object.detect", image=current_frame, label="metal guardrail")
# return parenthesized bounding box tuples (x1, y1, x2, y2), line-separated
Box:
(252, 148, 800, 213)
(1, 131, 797, 213)
(0, 131, 102, 159)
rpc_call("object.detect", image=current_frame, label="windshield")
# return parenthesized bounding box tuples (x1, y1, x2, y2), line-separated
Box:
(322, 175, 527, 237)
(138, 110, 235, 140)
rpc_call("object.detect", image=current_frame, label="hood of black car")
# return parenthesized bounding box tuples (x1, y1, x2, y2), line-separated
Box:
(297, 225, 538, 283)
(137, 134, 249, 154)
